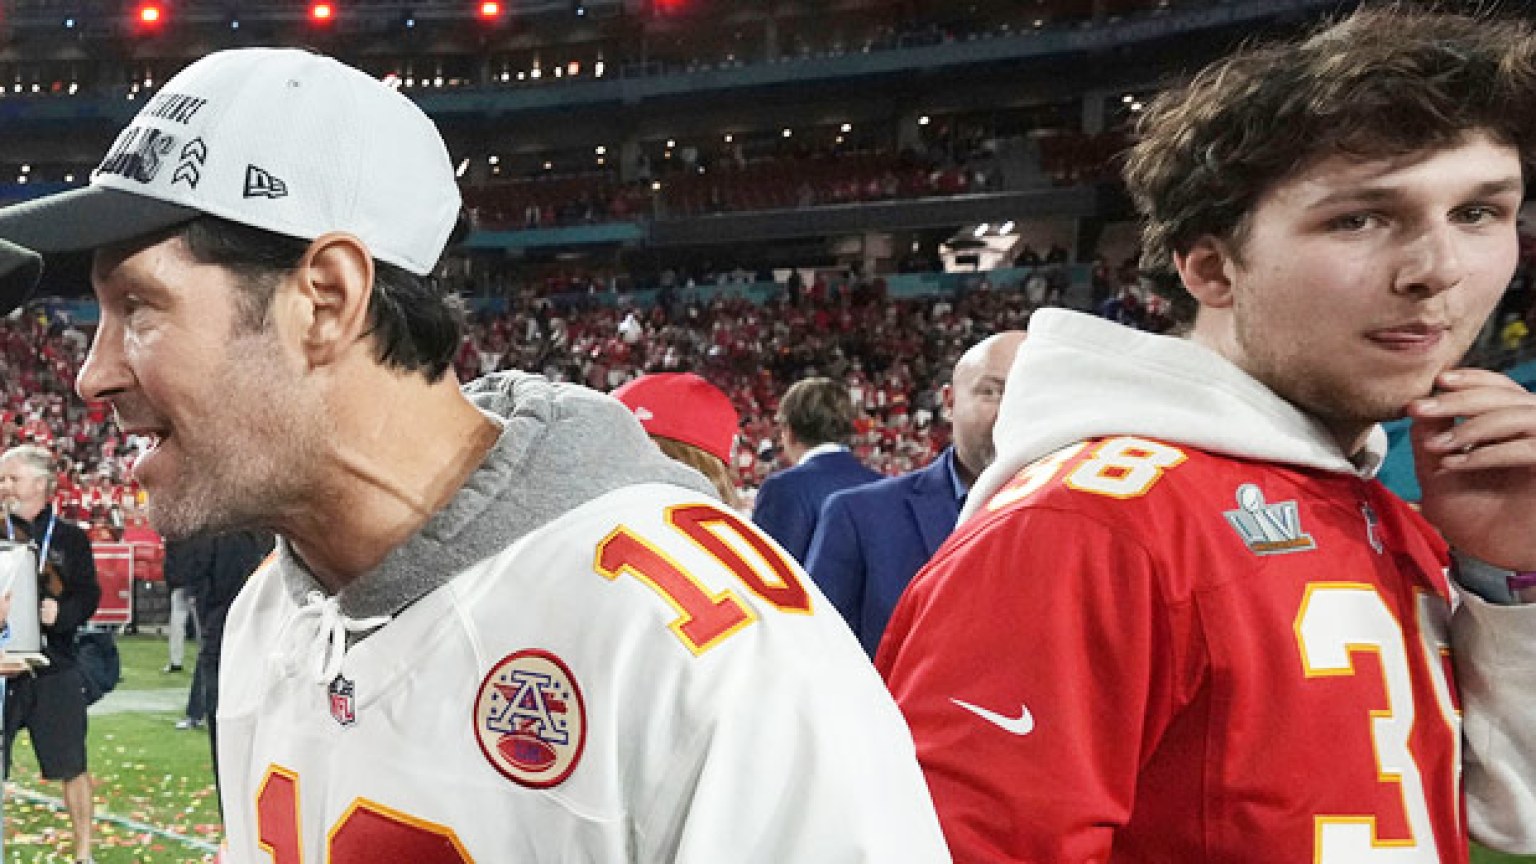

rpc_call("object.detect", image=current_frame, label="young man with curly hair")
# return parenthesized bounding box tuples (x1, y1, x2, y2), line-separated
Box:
(880, 8, 1536, 862)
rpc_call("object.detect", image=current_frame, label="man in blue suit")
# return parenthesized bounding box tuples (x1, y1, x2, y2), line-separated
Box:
(753, 376, 881, 563)
(806, 331, 1026, 656)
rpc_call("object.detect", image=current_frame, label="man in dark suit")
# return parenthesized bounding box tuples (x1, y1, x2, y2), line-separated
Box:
(752, 377, 881, 563)
(806, 331, 1026, 656)
(182, 529, 274, 808)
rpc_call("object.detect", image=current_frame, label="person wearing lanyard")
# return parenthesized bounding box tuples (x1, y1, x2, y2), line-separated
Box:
(0, 445, 102, 864)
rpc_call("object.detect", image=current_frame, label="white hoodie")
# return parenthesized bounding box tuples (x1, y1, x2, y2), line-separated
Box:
(964, 308, 1536, 853)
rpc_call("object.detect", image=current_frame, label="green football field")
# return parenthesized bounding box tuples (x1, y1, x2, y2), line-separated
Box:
(1483, 845, 1536, 864)
(6, 634, 219, 863)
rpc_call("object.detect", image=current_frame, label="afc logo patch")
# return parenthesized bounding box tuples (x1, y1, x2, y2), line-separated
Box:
(474, 649, 587, 789)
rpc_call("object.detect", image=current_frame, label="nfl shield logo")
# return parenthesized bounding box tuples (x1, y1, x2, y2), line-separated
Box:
(328, 674, 357, 727)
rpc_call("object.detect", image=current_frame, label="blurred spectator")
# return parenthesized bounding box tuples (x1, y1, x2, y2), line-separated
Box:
(183, 530, 275, 809)
(806, 330, 1025, 656)
(752, 377, 881, 562)
(612, 373, 744, 511)
(0, 444, 100, 864)
(1501, 313, 1529, 357)
(161, 538, 201, 700)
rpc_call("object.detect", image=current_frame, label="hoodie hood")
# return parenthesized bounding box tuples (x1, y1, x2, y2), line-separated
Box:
(278, 371, 718, 619)
(961, 309, 1389, 522)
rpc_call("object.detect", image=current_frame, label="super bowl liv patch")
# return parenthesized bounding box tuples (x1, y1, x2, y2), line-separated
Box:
(1224, 483, 1317, 556)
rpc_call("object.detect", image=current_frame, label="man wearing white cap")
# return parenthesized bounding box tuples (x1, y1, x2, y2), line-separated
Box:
(0, 49, 948, 863)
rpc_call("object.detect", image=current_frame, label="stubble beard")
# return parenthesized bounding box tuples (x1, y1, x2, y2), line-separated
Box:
(148, 335, 324, 541)
(1238, 319, 1468, 450)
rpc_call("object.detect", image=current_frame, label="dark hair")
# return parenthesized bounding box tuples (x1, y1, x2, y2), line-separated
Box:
(178, 214, 468, 382)
(1124, 6, 1536, 321)
(777, 377, 856, 447)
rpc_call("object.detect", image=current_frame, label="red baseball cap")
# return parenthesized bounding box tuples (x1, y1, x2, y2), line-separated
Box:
(612, 373, 739, 464)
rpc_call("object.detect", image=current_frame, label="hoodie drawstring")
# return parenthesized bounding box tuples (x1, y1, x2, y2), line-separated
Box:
(277, 591, 392, 685)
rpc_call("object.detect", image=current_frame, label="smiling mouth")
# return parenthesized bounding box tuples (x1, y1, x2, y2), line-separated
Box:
(122, 428, 171, 464)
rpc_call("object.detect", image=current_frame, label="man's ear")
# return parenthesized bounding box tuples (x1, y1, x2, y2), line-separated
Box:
(1173, 236, 1237, 309)
(294, 232, 374, 367)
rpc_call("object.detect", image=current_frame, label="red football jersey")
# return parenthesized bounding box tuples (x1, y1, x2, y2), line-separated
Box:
(879, 435, 1464, 864)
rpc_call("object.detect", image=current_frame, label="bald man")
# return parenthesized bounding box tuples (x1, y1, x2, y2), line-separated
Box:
(806, 331, 1026, 657)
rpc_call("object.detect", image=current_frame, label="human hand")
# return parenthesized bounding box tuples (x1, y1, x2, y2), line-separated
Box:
(0, 652, 29, 677)
(1410, 368, 1536, 571)
(39, 597, 57, 626)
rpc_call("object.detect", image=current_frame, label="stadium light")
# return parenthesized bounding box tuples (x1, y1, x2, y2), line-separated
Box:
(135, 2, 165, 28)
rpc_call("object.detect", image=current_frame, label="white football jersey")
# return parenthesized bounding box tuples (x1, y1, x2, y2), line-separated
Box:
(218, 482, 949, 863)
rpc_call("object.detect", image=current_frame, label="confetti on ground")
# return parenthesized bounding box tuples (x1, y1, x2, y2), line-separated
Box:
(2, 636, 221, 863)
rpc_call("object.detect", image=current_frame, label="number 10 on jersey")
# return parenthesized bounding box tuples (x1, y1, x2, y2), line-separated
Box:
(595, 503, 812, 655)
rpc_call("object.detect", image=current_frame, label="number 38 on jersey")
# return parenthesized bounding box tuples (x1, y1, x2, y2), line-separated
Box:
(987, 436, 1186, 512)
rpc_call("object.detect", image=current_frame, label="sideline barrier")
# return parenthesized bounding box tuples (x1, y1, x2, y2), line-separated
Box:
(89, 542, 135, 628)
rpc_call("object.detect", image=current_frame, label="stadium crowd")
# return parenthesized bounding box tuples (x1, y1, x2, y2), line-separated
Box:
(457, 274, 1044, 489)
(0, 310, 147, 541)
(6, 236, 1535, 541)
(3, 267, 1053, 527)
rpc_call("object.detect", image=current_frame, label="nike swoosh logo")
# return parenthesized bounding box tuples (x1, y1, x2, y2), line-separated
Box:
(950, 698, 1035, 735)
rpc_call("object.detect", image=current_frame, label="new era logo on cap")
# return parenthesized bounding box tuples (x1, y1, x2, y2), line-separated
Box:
(244, 165, 289, 199)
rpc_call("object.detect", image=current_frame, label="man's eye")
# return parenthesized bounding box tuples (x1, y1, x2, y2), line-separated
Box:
(1327, 213, 1379, 232)
(1453, 205, 1502, 225)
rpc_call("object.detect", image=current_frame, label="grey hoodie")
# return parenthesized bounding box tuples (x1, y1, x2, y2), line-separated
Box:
(275, 370, 717, 622)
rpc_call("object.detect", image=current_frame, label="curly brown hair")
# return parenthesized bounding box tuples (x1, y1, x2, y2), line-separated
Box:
(1124, 5, 1536, 320)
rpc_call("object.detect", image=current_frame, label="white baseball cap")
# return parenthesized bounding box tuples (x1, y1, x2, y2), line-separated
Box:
(0, 238, 42, 315)
(0, 48, 461, 277)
